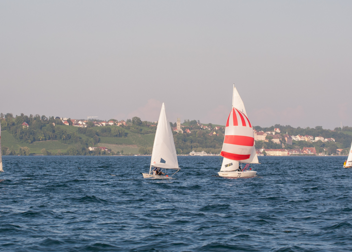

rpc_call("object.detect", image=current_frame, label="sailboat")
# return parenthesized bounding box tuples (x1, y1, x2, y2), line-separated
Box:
(218, 86, 259, 178)
(0, 123, 3, 173)
(142, 103, 180, 179)
(343, 142, 352, 168)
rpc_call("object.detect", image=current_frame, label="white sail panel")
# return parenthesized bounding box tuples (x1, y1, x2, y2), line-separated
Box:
(346, 143, 352, 166)
(150, 103, 179, 170)
(232, 86, 247, 115)
(220, 157, 240, 172)
(0, 123, 3, 172)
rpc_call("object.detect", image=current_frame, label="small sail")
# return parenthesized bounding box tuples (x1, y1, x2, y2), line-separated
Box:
(150, 103, 179, 170)
(220, 107, 254, 161)
(220, 157, 240, 172)
(0, 123, 3, 172)
(346, 142, 352, 167)
(232, 85, 247, 115)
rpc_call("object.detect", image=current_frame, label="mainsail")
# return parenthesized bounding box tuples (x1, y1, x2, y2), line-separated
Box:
(150, 103, 179, 172)
(233, 86, 259, 163)
(346, 143, 352, 167)
(220, 86, 257, 172)
(0, 123, 3, 172)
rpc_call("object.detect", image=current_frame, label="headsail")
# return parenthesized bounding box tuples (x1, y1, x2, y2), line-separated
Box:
(220, 157, 240, 172)
(0, 123, 3, 172)
(150, 103, 179, 171)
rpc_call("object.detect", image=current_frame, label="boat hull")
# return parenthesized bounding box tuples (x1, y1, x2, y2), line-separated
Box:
(218, 170, 257, 178)
(343, 165, 352, 168)
(142, 173, 172, 179)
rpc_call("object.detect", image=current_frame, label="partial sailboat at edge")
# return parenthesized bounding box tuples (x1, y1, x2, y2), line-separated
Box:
(142, 103, 180, 179)
(343, 142, 352, 168)
(218, 86, 259, 178)
(0, 123, 3, 173)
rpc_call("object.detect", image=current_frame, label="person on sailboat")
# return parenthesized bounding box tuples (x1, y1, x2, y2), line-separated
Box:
(237, 165, 242, 172)
(153, 167, 164, 176)
(157, 168, 164, 176)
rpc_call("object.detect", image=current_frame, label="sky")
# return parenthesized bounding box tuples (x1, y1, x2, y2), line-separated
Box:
(1, 1, 351, 129)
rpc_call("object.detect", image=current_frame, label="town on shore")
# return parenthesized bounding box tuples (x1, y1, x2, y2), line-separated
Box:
(55, 118, 350, 157)
(1, 113, 351, 156)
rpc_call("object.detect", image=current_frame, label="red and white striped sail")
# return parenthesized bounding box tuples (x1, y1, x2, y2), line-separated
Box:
(220, 107, 254, 161)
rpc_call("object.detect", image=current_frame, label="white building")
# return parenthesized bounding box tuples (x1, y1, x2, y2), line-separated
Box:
(315, 136, 325, 142)
(189, 151, 207, 156)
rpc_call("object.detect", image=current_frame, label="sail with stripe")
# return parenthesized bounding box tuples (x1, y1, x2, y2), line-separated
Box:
(220, 86, 258, 172)
(221, 108, 254, 160)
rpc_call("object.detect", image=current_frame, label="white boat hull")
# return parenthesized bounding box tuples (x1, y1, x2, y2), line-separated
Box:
(142, 173, 172, 179)
(218, 170, 257, 178)
(343, 165, 352, 168)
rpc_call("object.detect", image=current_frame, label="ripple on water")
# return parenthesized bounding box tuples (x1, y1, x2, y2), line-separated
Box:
(1, 156, 352, 251)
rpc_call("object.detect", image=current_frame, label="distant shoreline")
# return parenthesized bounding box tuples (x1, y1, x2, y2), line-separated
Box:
(2, 155, 348, 157)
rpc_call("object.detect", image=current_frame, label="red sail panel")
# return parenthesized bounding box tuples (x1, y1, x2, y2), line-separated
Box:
(242, 113, 252, 128)
(226, 113, 230, 127)
(235, 108, 246, 126)
(224, 135, 254, 147)
(220, 151, 251, 160)
(232, 108, 238, 126)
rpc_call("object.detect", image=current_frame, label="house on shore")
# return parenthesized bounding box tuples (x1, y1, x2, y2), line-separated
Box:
(22, 122, 29, 128)
(254, 131, 267, 141)
(265, 149, 289, 156)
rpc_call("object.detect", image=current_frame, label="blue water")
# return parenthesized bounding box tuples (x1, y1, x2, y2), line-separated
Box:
(1, 156, 352, 251)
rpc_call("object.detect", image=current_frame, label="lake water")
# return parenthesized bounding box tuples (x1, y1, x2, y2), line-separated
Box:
(1, 156, 352, 251)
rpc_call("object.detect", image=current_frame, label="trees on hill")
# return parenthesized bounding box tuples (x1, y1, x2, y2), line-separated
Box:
(132, 117, 142, 126)
(2, 113, 352, 156)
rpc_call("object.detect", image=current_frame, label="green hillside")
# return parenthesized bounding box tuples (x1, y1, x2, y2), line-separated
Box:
(2, 113, 352, 156)
(2, 130, 70, 154)
(0, 113, 224, 156)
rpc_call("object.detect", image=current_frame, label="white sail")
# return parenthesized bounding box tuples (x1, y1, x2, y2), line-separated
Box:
(232, 85, 247, 115)
(150, 103, 179, 171)
(220, 157, 239, 172)
(346, 143, 352, 166)
(240, 147, 260, 164)
(230, 85, 259, 164)
(0, 123, 3, 172)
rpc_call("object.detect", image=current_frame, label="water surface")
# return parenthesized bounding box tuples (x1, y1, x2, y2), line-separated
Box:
(1, 156, 352, 251)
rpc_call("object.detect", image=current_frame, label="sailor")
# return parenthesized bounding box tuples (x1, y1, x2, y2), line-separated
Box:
(156, 167, 164, 176)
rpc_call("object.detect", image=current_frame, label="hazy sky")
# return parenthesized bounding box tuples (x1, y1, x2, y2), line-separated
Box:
(1, 1, 351, 129)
